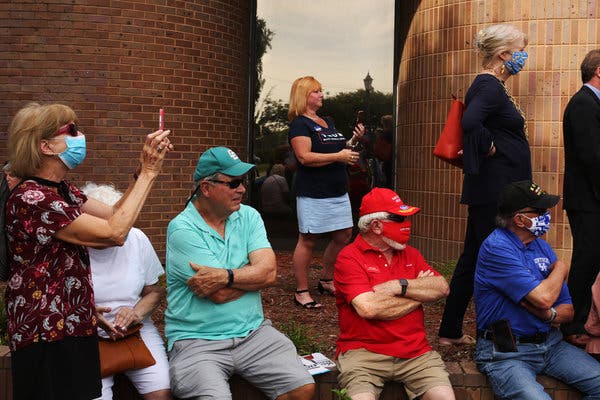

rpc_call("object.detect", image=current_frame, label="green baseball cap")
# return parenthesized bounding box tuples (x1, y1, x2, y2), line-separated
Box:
(193, 147, 255, 181)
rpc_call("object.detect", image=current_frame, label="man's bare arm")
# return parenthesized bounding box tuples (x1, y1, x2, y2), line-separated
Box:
(351, 291, 422, 320)
(372, 271, 449, 303)
(207, 287, 246, 304)
(186, 248, 277, 297)
(525, 260, 570, 309)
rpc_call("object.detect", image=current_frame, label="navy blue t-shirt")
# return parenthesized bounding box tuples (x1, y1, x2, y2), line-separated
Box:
(288, 115, 348, 198)
(461, 74, 532, 205)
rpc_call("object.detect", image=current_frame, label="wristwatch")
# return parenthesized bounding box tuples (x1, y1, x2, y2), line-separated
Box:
(226, 269, 234, 287)
(398, 279, 408, 297)
(545, 307, 557, 323)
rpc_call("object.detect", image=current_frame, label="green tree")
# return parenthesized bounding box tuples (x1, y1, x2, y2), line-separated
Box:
(256, 97, 288, 137)
(320, 89, 393, 137)
(254, 18, 274, 109)
(254, 89, 393, 171)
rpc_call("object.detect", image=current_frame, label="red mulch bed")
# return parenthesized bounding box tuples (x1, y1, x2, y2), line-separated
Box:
(152, 251, 476, 363)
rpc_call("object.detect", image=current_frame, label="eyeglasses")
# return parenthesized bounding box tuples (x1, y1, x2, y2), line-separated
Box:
(386, 214, 406, 223)
(207, 178, 245, 189)
(55, 122, 80, 137)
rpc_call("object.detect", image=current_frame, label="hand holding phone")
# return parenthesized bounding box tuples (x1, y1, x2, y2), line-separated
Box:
(348, 110, 365, 149)
(356, 110, 364, 124)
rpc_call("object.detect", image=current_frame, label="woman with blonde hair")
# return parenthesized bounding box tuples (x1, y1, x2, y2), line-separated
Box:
(4, 102, 172, 399)
(287, 76, 364, 308)
(438, 24, 532, 345)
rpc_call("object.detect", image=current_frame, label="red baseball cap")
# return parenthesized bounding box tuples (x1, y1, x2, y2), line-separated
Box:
(359, 187, 421, 217)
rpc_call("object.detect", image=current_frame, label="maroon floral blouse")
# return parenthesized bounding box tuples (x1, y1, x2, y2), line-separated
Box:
(4, 179, 96, 351)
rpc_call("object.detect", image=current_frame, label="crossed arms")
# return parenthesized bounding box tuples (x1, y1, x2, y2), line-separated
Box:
(350, 270, 450, 321)
(520, 260, 574, 325)
(186, 247, 276, 303)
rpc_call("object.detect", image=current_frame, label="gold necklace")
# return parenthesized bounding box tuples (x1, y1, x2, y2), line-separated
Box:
(501, 82, 529, 140)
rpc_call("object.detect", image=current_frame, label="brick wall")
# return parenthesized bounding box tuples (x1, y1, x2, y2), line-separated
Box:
(0, 0, 251, 258)
(396, 0, 598, 262)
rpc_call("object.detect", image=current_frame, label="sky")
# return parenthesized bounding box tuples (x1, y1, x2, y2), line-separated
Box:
(256, 1, 395, 106)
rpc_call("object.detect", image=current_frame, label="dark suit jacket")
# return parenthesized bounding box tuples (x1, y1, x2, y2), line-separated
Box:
(563, 85, 600, 212)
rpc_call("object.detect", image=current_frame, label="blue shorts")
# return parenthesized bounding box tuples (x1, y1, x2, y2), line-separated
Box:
(296, 194, 353, 234)
(168, 319, 314, 399)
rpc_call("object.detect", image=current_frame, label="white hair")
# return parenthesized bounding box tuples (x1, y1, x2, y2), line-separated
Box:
(80, 182, 123, 207)
(474, 24, 528, 67)
(381, 236, 407, 251)
(357, 211, 390, 233)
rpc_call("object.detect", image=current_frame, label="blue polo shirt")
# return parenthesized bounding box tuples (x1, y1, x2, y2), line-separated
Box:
(164, 202, 271, 351)
(474, 228, 571, 336)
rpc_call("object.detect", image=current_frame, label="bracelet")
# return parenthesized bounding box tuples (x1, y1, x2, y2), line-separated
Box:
(132, 166, 141, 181)
(226, 269, 234, 287)
(544, 307, 557, 323)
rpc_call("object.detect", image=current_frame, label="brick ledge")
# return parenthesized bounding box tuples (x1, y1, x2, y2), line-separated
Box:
(0, 346, 582, 400)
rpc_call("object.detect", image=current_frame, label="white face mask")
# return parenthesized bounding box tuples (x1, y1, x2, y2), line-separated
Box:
(519, 211, 551, 237)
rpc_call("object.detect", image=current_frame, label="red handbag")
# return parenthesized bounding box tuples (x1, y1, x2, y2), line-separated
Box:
(433, 94, 465, 167)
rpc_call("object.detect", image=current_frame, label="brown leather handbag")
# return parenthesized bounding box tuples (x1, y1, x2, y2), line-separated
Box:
(433, 94, 465, 167)
(98, 324, 156, 378)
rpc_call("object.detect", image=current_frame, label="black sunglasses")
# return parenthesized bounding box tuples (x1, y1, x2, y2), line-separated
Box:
(519, 208, 547, 216)
(56, 122, 80, 137)
(387, 214, 406, 223)
(207, 178, 245, 189)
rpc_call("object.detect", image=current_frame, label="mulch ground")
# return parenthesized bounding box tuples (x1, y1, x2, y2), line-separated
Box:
(0, 251, 475, 363)
(153, 251, 476, 363)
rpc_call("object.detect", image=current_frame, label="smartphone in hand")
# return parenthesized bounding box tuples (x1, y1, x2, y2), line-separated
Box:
(356, 110, 364, 125)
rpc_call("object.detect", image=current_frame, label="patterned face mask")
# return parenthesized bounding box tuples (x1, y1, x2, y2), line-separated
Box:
(504, 51, 528, 75)
(520, 211, 551, 237)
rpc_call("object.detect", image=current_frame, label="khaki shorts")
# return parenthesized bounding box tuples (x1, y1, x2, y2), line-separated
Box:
(336, 348, 451, 400)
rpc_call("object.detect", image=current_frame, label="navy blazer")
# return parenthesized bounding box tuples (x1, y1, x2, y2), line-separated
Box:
(563, 85, 600, 212)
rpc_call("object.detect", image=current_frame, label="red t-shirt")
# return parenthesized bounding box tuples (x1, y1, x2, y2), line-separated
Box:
(5, 180, 96, 351)
(334, 235, 439, 359)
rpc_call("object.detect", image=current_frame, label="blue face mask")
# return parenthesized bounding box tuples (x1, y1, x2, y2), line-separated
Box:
(504, 51, 528, 75)
(521, 211, 551, 237)
(58, 135, 87, 169)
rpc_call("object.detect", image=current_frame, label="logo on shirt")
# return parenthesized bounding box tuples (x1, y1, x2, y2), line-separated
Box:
(365, 265, 380, 273)
(533, 257, 550, 272)
(318, 131, 345, 143)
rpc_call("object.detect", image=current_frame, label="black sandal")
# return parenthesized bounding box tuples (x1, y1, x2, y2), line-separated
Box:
(317, 279, 335, 296)
(294, 290, 322, 309)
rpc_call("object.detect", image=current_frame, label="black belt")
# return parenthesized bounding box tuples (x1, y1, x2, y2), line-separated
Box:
(477, 330, 548, 344)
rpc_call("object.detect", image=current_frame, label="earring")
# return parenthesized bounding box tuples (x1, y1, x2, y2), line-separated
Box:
(500, 64, 506, 75)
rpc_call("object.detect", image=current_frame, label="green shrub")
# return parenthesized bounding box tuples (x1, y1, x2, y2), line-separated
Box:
(332, 388, 351, 400)
(431, 259, 458, 280)
(276, 318, 325, 355)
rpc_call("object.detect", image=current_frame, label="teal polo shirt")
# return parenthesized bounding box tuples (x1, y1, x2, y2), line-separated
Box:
(164, 202, 271, 351)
